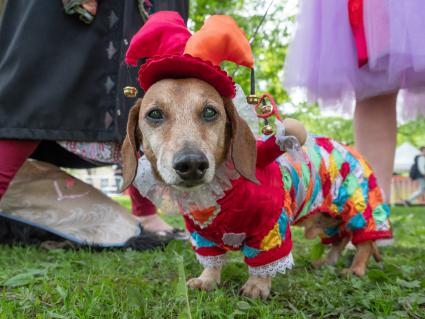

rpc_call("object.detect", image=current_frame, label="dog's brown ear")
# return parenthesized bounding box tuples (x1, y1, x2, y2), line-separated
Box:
(224, 97, 259, 184)
(121, 99, 143, 191)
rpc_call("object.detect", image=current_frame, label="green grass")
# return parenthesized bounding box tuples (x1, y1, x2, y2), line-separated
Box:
(1, 203, 424, 318)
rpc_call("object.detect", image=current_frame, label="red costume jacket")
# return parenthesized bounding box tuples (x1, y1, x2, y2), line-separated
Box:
(183, 135, 392, 276)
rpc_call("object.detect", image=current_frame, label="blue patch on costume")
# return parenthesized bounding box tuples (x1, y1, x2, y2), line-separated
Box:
(191, 232, 217, 248)
(278, 210, 288, 237)
(242, 244, 260, 258)
(360, 180, 369, 203)
(347, 213, 367, 230)
(290, 166, 299, 193)
(334, 187, 349, 212)
(325, 226, 339, 237)
(310, 171, 322, 206)
(383, 203, 390, 217)
(345, 152, 358, 171)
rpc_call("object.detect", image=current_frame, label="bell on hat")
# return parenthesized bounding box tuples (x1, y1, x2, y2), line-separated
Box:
(123, 86, 138, 98)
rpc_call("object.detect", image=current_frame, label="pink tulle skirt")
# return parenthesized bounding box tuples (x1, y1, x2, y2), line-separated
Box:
(283, 0, 425, 121)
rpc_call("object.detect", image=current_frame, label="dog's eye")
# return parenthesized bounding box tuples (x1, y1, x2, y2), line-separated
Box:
(146, 109, 164, 122)
(202, 106, 218, 122)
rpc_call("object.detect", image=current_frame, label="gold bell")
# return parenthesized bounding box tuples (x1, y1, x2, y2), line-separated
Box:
(262, 124, 274, 135)
(260, 104, 273, 115)
(247, 94, 259, 105)
(123, 86, 138, 98)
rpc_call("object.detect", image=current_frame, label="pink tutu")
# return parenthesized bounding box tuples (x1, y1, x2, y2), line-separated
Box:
(283, 0, 425, 121)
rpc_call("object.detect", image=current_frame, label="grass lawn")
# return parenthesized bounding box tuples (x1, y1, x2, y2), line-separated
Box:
(0, 201, 424, 318)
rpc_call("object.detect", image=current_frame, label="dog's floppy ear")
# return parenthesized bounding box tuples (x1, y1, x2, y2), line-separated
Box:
(224, 97, 259, 184)
(121, 99, 143, 191)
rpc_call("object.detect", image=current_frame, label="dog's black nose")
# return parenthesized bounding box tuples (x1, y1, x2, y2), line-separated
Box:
(172, 151, 209, 181)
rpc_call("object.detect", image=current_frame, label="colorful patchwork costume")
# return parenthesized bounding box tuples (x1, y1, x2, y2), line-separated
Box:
(184, 133, 392, 276)
(126, 12, 392, 277)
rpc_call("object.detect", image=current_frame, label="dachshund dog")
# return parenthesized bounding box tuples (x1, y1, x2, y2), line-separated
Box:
(121, 78, 392, 298)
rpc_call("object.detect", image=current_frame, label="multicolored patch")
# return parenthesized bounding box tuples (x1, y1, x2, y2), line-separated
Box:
(279, 136, 392, 244)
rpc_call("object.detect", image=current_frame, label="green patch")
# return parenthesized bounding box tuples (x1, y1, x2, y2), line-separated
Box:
(281, 167, 292, 191)
(331, 149, 344, 169)
(0, 204, 424, 318)
(373, 205, 389, 224)
(300, 163, 310, 189)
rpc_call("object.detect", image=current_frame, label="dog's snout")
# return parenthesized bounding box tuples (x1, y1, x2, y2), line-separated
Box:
(172, 151, 209, 181)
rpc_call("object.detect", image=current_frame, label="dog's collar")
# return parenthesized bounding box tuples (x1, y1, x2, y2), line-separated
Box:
(133, 156, 240, 215)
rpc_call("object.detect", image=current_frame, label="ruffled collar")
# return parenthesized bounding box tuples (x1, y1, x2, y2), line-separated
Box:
(133, 156, 240, 215)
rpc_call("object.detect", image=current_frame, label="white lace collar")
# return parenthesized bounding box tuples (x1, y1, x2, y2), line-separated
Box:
(133, 156, 240, 215)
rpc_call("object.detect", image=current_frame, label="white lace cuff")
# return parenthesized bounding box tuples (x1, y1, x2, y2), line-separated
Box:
(248, 253, 294, 277)
(196, 254, 227, 268)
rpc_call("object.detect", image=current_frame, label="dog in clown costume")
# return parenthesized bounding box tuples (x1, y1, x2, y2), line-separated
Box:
(121, 12, 393, 299)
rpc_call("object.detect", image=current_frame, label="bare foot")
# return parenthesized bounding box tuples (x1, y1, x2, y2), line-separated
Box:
(187, 267, 221, 291)
(135, 214, 174, 234)
(240, 275, 271, 299)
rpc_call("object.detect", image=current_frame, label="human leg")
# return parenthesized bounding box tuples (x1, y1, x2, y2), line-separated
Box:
(354, 93, 398, 200)
(0, 139, 40, 200)
(407, 178, 425, 203)
(128, 184, 174, 233)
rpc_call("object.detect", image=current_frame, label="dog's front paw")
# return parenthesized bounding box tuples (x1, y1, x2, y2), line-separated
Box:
(240, 276, 271, 299)
(341, 266, 366, 277)
(187, 277, 218, 291)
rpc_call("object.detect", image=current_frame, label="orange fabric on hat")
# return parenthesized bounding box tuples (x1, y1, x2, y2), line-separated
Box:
(184, 15, 254, 68)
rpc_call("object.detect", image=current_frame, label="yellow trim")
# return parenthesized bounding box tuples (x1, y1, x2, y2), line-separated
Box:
(260, 223, 282, 251)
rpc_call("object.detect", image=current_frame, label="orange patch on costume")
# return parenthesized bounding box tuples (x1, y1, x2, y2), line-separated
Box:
(365, 217, 376, 232)
(304, 177, 315, 206)
(190, 206, 217, 225)
(322, 195, 337, 213)
(283, 191, 293, 218)
(342, 144, 362, 158)
(319, 161, 328, 181)
(368, 188, 384, 209)
(341, 200, 357, 222)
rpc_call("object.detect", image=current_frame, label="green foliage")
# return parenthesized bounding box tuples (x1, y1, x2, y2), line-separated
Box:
(398, 117, 425, 147)
(175, 254, 193, 319)
(190, 0, 288, 101)
(290, 103, 355, 145)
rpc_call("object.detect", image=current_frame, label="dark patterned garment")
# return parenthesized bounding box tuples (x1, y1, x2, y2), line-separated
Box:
(0, 1, 188, 144)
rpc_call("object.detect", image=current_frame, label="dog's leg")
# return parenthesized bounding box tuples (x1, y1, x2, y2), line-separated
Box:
(241, 275, 272, 299)
(341, 240, 373, 277)
(372, 242, 383, 262)
(312, 237, 349, 268)
(187, 267, 221, 291)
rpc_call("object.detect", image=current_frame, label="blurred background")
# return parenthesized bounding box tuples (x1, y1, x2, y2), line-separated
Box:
(0, 0, 423, 204)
